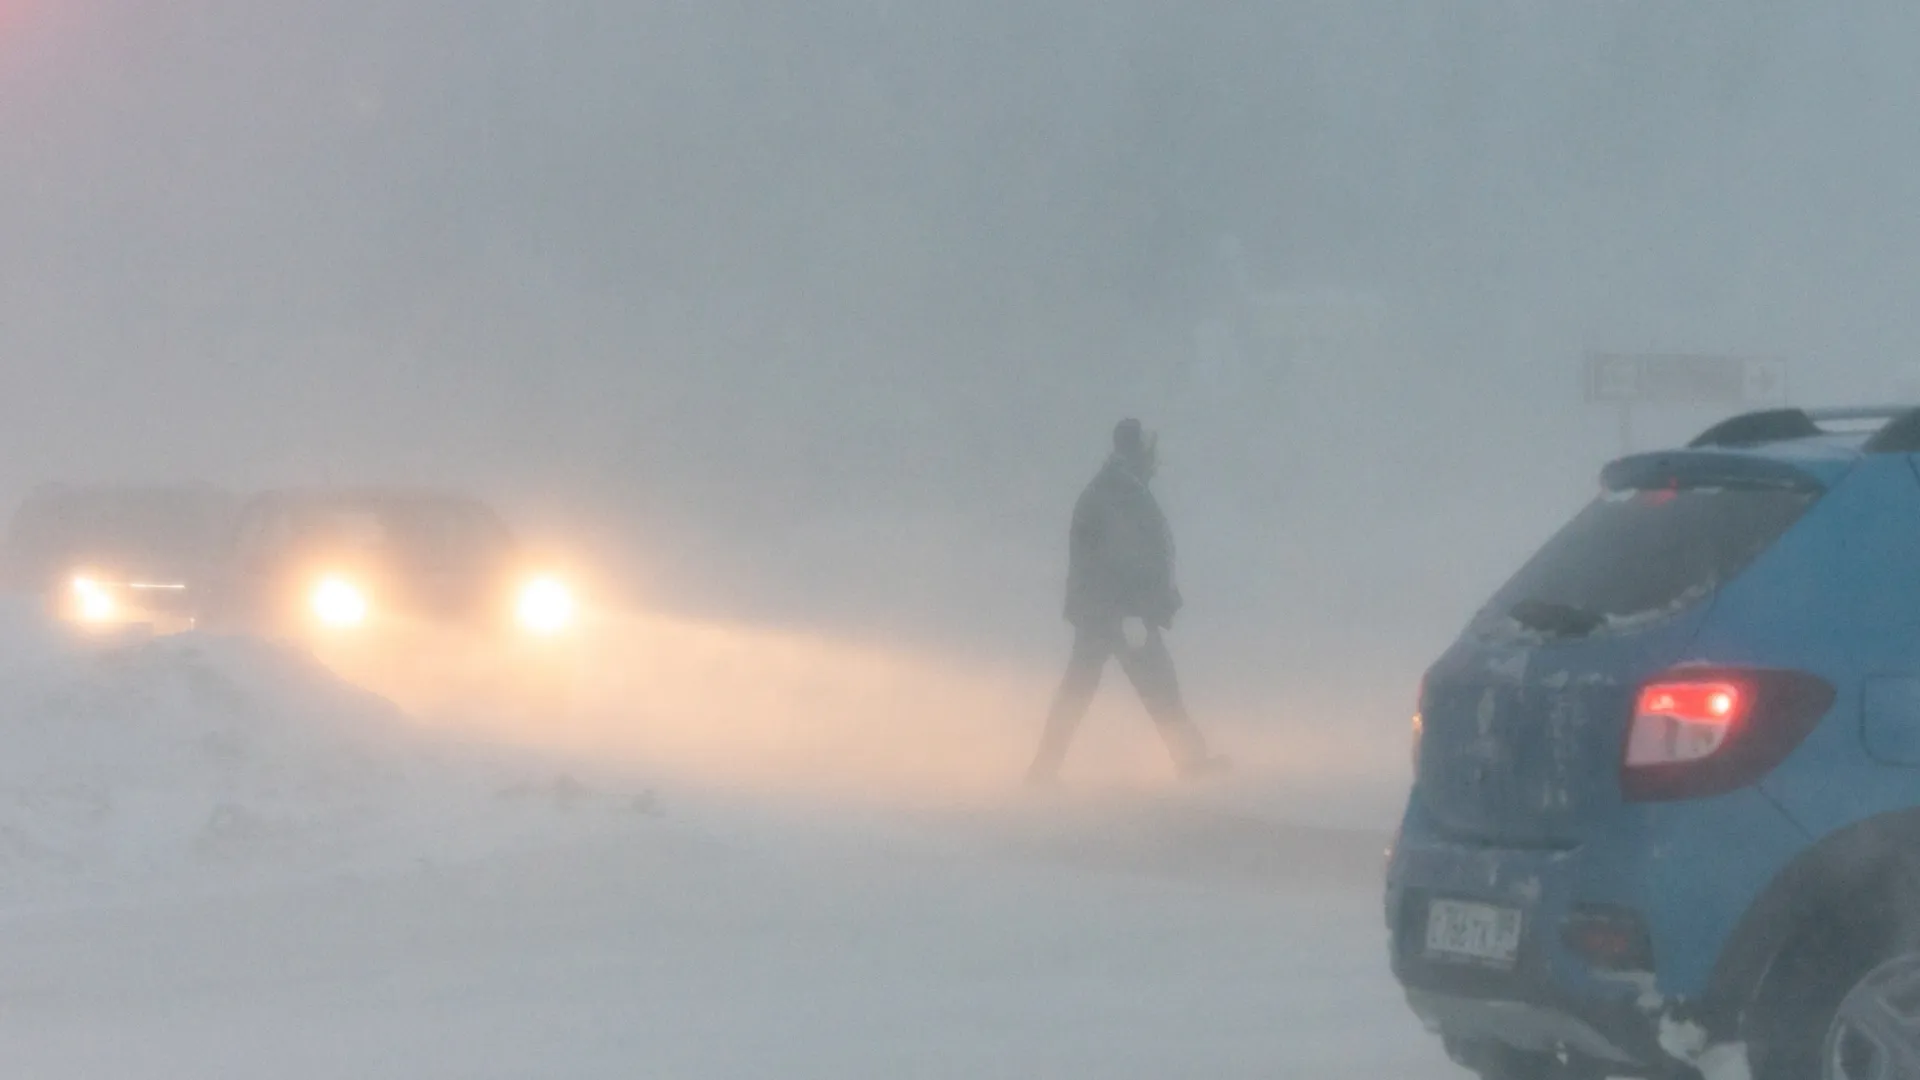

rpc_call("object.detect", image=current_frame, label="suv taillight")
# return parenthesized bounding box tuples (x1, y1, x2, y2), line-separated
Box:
(1627, 680, 1747, 767)
(1411, 673, 1430, 780)
(1622, 668, 1834, 803)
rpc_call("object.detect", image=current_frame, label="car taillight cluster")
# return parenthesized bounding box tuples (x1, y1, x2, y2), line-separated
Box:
(1621, 668, 1834, 802)
(1626, 681, 1746, 767)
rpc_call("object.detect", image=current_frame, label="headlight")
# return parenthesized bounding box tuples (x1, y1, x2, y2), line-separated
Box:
(311, 577, 369, 628)
(516, 576, 575, 635)
(71, 576, 116, 623)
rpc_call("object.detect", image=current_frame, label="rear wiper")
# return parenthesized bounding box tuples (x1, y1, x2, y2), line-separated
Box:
(1506, 598, 1606, 639)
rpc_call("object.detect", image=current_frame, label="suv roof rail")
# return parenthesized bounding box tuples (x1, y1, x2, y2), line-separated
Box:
(1690, 406, 1920, 450)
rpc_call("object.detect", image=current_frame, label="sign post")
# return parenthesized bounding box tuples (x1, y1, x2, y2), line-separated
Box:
(1583, 353, 1791, 455)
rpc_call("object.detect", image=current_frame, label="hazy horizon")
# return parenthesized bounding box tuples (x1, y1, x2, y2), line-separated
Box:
(4, 2, 1917, 690)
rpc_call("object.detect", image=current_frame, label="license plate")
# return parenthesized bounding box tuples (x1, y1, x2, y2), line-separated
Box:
(1424, 899, 1523, 969)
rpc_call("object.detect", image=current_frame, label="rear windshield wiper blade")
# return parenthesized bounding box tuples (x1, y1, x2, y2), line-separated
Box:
(1506, 598, 1606, 639)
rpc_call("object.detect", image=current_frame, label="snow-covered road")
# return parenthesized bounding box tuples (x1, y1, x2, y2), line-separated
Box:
(0, 605, 1454, 1078)
(0, 807, 1449, 1080)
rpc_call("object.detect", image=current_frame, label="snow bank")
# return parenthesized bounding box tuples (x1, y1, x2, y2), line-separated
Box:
(0, 601, 658, 908)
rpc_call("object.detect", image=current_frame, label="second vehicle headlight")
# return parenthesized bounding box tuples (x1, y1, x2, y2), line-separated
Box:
(71, 576, 116, 623)
(516, 576, 575, 635)
(311, 577, 369, 628)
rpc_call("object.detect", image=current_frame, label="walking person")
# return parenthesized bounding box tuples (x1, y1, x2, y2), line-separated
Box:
(1027, 419, 1224, 785)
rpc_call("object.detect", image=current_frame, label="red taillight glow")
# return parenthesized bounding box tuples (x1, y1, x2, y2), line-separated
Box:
(1411, 675, 1428, 777)
(1626, 680, 1747, 767)
(1622, 668, 1836, 803)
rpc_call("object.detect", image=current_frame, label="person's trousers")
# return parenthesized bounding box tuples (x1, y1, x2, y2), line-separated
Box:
(1028, 617, 1210, 781)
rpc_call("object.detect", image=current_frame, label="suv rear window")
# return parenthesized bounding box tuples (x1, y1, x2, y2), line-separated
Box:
(1476, 483, 1818, 640)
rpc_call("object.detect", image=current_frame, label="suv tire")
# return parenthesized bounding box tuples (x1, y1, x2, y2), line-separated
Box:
(1820, 951, 1920, 1079)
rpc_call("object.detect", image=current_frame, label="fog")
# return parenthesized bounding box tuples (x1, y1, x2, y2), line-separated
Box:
(2, 3, 1917, 787)
(3, 10, 1904, 607)
(12, 6, 1920, 1077)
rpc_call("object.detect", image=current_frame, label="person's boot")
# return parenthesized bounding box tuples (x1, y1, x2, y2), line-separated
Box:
(1158, 717, 1228, 780)
(1024, 757, 1064, 789)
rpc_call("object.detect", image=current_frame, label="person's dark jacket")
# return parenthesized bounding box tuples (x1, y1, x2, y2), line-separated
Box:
(1063, 456, 1181, 627)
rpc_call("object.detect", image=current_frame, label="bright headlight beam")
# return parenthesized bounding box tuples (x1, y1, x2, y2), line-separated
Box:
(71, 576, 115, 623)
(311, 577, 369, 628)
(517, 576, 575, 635)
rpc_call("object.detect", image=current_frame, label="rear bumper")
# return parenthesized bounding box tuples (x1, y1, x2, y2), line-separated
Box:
(1385, 791, 1808, 1074)
(1405, 990, 1639, 1068)
(1388, 879, 1678, 1074)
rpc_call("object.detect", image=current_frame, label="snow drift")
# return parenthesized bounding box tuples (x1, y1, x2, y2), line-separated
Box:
(0, 601, 657, 908)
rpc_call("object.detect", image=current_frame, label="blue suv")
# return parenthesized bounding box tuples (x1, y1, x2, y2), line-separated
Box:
(1388, 407, 1920, 1080)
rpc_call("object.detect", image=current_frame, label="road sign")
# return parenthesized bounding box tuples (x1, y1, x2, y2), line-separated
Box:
(1584, 353, 1790, 407)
